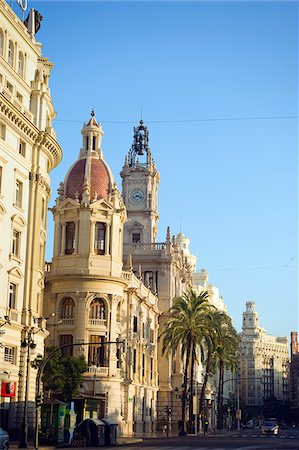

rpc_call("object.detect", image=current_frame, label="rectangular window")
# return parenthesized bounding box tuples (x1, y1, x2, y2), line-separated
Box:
(133, 349, 137, 374)
(92, 136, 96, 150)
(4, 347, 15, 364)
(65, 222, 75, 254)
(142, 322, 145, 338)
(6, 81, 13, 93)
(94, 222, 106, 255)
(133, 316, 138, 333)
(8, 283, 17, 309)
(15, 179, 23, 208)
(150, 358, 153, 380)
(19, 140, 26, 157)
(11, 229, 20, 257)
(116, 346, 121, 369)
(142, 353, 145, 378)
(16, 91, 23, 103)
(59, 334, 73, 357)
(88, 335, 107, 366)
(132, 233, 140, 244)
(150, 328, 154, 343)
(0, 123, 6, 139)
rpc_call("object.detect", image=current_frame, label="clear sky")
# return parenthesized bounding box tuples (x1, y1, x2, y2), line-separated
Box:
(14, 0, 298, 337)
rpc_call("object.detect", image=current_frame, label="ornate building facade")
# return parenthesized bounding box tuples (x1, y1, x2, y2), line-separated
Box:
(43, 115, 159, 436)
(0, 1, 62, 436)
(238, 302, 289, 413)
(120, 121, 197, 430)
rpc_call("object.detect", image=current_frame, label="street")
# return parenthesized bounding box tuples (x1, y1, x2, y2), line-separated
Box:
(116, 429, 299, 450)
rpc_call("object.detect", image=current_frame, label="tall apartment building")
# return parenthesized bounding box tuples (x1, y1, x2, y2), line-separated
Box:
(238, 302, 289, 414)
(289, 331, 299, 420)
(0, 1, 62, 435)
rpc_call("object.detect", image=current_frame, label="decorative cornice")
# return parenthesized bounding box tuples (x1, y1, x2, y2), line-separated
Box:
(0, 92, 62, 169)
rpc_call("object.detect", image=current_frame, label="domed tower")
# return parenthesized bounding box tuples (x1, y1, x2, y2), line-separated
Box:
(44, 113, 128, 423)
(50, 111, 126, 277)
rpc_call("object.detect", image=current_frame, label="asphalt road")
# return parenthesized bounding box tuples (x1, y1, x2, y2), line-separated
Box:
(117, 430, 299, 450)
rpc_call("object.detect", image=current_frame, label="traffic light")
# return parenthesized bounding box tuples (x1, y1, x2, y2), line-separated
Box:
(35, 393, 43, 406)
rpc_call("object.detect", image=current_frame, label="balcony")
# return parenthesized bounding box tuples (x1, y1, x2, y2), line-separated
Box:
(88, 319, 106, 327)
(61, 318, 74, 325)
(87, 366, 109, 377)
(123, 243, 165, 253)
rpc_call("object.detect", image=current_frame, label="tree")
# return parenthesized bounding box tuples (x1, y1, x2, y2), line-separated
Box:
(210, 314, 239, 430)
(41, 346, 88, 402)
(198, 309, 224, 417)
(160, 290, 213, 436)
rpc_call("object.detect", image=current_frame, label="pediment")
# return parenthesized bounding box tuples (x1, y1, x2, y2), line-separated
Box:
(91, 198, 114, 211)
(7, 266, 23, 278)
(11, 214, 26, 227)
(126, 219, 145, 230)
(57, 198, 80, 210)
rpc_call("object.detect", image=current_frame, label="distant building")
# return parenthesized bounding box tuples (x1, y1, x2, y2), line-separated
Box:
(238, 302, 289, 413)
(289, 331, 299, 421)
(0, 1, 62, 436)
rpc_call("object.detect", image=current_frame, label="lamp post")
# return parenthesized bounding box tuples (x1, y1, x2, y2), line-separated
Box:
(218, 377, 261, 431)
(19, 328, 37, 448)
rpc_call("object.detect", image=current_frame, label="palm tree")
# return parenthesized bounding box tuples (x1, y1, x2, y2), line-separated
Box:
(198, 309, 224, 417)
(211, 314, 239, 430)
(159, 289, 213, 436)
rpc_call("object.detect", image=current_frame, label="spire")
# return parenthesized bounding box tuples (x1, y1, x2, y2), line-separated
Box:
(128, 120, 153, 167)
(166, 226, 171, 241)
(80, 110, 104, 159)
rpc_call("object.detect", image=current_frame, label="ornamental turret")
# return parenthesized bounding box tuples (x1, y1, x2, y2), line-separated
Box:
(50, 112, 126, 277)
(121, 121, 160, 244)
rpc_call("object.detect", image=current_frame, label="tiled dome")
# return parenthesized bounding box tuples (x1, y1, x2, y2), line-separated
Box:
(65, 157, 111, 201)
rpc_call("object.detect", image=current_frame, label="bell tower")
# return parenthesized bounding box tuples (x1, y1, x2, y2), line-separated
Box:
(120, 120, 160, 245)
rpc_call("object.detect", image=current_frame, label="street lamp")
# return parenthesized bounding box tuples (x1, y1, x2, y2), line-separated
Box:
(19, 328, 37, 448)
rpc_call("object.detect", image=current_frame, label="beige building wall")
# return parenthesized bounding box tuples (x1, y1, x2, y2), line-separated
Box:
(121, 122, 198, 431)
(239, 301, 289, 409)
(44, 116, 159, 436)
(0, 1, 62, 436)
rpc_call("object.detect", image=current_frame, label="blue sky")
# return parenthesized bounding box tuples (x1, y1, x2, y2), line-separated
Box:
(14, 1, 298, 337)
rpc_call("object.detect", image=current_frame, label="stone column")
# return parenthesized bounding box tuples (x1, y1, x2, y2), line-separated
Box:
(105, 223, 110, 255)
(74, 292, 87, 358)
(74, 221, 79, 254)
(60, 223, 66, 255)
(108, 295, 118, 376)
(90, 221, 95, 254)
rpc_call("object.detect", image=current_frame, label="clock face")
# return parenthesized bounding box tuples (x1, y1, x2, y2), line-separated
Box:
(130, 189, 145, 204)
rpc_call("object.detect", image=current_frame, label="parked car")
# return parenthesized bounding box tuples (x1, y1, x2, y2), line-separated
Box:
(260, 418, 279, 435)
(0, 428, 9, 450)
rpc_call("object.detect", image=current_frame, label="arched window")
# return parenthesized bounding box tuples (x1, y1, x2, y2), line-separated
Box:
(65, 222, 75, 254)
(18, 52, 24, 77)
(0, 29, 4, 56)
(94, 222, 106, 255)
(60, 297, 75, 319)
(8, 40, 14, 66)
(89, 298, 106, 320)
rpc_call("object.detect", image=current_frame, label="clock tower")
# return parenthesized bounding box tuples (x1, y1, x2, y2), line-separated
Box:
(121, 120, 160, 245)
